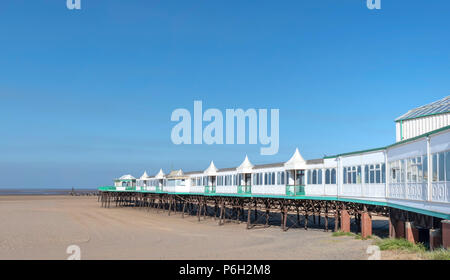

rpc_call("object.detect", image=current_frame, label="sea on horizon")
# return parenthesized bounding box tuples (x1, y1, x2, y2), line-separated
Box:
(0, 187, 98, 196)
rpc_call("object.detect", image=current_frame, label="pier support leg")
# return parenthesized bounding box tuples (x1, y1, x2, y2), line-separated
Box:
(334, 207, 339, 232)
(182, 201, 186, 219)
(304, 212, 308, 230)
(340, 209, 350, 233)
(395, 220, 405, 238)
(441, 220, 450, 249)
(429, 228, 442, 250)
(168, 197, 172, 216)
(405, 221, 419, 244)
(247, 201, 252, 229)
(219, 200, 224, 226)
(361, 209, 372, 239)
(389, 217, 396, 238)
(254, 201, 257, 221)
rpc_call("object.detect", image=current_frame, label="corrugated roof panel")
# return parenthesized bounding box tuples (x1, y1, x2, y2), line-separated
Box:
(395, 96, 450, 122)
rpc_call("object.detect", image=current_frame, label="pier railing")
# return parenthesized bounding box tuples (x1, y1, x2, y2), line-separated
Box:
(204, 185, 216, 194)
(237, 185, 252, 195)
(285, 185, 305, 196)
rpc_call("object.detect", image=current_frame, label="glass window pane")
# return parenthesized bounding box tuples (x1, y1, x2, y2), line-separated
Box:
(439, 152, 445, 181)
(325, 169, 330, 184)
(357, 166, 361, 184)
(344, 167, 347, 184)
(432, 154, 438, 182)
(376, 168, 381, 183)
(365, 165, 369, 183)
(446, 151, 450, 182)
(423, 155, 428, 182)
(370, 169, 375, 184)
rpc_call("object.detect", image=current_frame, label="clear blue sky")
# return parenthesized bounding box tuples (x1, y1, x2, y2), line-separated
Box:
(0, 0, 449, 188)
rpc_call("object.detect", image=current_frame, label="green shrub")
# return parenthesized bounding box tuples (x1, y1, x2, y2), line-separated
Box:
(374, 238, 426, 253)
(423, 248, 450, 260)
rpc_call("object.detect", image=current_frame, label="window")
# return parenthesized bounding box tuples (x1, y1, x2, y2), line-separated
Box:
(439, 152, 445, 182)
(344, 166, 363, 184)
(318, 169, 322, 184)
(307, 170, 312, 184)
(331, 169, 336, 184)
(343, 168, 347, 184)
(365, 165, 369, 183)
(325, 169, 330, 184)
(432, 154, 438, 182)
(446, 151, 450, 182)
(376, 164, 381, 183)
(382, 163, 386, 183)
(351, 167, 356, 184)
(369, 165, 375, 184)
(357, 166, 361, 184)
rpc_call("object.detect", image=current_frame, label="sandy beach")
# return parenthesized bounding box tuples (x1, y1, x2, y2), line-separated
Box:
(0, 195, 381, 260)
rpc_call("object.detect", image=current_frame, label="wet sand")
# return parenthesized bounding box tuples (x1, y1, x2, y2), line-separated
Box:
(0, 196, 379, 260)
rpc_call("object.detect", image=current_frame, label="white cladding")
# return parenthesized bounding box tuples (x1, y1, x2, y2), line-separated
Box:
(396, 113, 450, 142)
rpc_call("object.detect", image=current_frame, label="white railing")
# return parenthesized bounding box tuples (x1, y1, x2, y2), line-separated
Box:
(362, 183, 386, 198)
(388, 182, 427, 201)
(216, 185, 238, 194)
(341, 184, 363, 197)
(252, 185, 285, 195)
(305, 185, 325, 196)
(190, 185, 204, 194)
(431, 182, 450, 203)
(145, 186, 157, 192)
(325, 184, 337, 196)
(164, 186, 176, 193)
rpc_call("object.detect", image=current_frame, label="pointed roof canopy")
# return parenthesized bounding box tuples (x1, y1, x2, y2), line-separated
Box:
(155, 169, 165, 179)
(119, 174, 136, 180)
(236, 155, 254, 173)
(204, 161, 218, 176)
(140, 171, 151, 180)
(167, 169, 187, 179)
(284, 148, 307, 170)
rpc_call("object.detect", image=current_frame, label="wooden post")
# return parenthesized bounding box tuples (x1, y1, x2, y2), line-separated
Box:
(334, 206, 339, 232)
(247, 200, 252, 229)
(304, 211, 308, 230)
(219, 199, 224, 226)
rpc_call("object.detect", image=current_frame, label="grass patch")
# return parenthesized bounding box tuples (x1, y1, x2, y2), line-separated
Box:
(354, 233, 373, 240)
(374, 238, 426, 253)
(332, 231, 355, 237)
(423, 248, 450, 260)
(332, 231, 373, 240)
